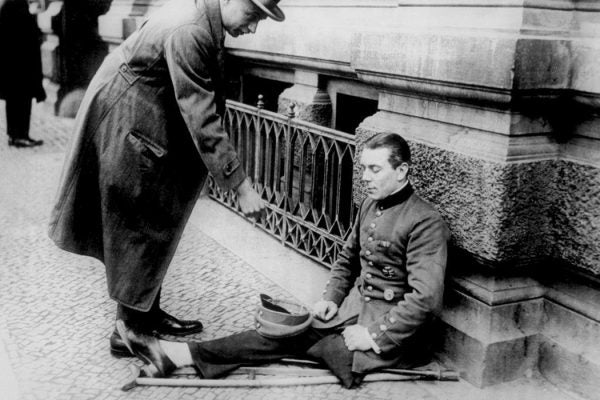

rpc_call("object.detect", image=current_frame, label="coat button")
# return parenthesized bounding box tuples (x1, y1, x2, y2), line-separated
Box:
(375, 211, 382, 217)
(364, 296, 371, 302)
(366, 250, 371, 255)
(120, 64, 127, 72)
(366, 273, 372, 279)
(384, 289, 395, 301)
(389, 317, 396, 323)
(370, 223, 376, 228)
(371, 332, 377, 339)
(380, 324, 387, 331)
(256, 323, 261, 329)
(367, 286, 373, 291)
(368, 237, 373, 242)
(368, 261, 373, 266)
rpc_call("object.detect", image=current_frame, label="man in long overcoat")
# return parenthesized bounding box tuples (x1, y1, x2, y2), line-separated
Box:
(117, 132, 451, 388)
(0, 0, 46, 147)
(48, 0, 284, 356)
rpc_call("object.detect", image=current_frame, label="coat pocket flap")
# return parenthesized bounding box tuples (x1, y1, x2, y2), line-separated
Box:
(128, 130, 167, 158)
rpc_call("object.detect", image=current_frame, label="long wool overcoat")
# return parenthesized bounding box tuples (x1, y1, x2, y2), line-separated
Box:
(49, 0, 246, 311)
(0, 0, 45, 100)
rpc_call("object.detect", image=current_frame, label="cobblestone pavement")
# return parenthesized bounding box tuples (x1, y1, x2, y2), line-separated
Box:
(0, 101, 581, 400)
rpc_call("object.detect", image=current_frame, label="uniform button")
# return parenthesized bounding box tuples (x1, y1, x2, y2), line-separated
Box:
(380, 324, 387, 331)
(364, 296, 371, 302)
(366, 273, 372, 279)
(384, 289, 395, 301)
(367, 286, 373, 291)
(368, 237, 373, 242)
(371, 332, 377, 339)
(389, 317, 396, 323)
(366, 250, 371, 256)
(120, 64, 127, 71)
(375, 211, 382, 217)
(256, 323, 261, 328)
(368, 261, 373, 266)
(370, 223, 376, 228)
(379, 206, 383, 210)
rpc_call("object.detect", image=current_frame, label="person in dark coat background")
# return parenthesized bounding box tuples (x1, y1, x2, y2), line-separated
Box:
(48, 0, 284, 356)
(117, 132, 451, 388)
(0, 0, 46, 147)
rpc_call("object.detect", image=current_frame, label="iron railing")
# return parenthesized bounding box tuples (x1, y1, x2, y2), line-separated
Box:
(208, 98, 357, 267)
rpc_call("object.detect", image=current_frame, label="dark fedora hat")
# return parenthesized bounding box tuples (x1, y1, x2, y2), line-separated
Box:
(249, 0, 285, 22)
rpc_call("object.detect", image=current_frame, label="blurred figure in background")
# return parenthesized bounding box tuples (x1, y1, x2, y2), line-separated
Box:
(0, 0, 46, 147)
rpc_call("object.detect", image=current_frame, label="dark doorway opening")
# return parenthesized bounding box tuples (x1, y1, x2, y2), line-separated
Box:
(335, 93, 378, 134)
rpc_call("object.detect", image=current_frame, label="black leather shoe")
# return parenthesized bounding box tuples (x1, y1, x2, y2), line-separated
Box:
(155, 310, 204, 336)
(109, 329, 134, 358)
(116, 320, 177, 378)
(8, 138, 44, 148)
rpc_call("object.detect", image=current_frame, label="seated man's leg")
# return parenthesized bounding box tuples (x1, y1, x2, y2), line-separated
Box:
(306, 333, 363, 389)
(188, 330, 320, 378)
(117, 320, 321, 378)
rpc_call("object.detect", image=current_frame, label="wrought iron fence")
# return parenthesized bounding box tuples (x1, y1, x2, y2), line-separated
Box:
(208, 98, 357, 267)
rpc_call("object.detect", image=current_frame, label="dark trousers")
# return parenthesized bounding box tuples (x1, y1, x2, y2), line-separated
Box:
(116, 289, 162, 331)
(4, 95, 32, 139)
(188, 327, 364, 388)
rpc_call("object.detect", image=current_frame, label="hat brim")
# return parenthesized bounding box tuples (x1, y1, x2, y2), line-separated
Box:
(249, 0, 285, 22)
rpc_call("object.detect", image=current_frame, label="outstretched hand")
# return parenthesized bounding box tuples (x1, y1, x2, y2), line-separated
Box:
(313, 300, 338, 321)
(236, 178, 266, 220)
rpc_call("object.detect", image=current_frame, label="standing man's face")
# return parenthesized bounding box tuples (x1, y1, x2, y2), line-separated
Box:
(360, 147, 409, 200)
(221, 0, 266, 37)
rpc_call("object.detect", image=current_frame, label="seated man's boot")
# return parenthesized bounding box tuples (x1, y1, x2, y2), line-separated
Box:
(154, 309, 203, 336)
(110, 329, 134, 358)
(116, 320, 177, 377)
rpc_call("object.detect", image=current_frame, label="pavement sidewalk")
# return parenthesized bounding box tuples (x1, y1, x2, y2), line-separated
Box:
(0, 101, 584, 400)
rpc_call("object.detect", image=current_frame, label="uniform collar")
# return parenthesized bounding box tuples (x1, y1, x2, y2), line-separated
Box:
(203, 0, 225, 49)
(377, 182, 413, 210)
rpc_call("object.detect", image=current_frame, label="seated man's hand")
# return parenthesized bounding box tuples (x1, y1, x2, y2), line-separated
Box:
(342, 325, 374, 352)
(312, 300, 338, 321)
(236, 178, 266, 220)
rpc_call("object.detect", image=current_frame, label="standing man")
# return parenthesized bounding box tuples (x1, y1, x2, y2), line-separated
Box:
(0, 0, 46, 147)
(117, 132, 451, 388)
(48, 0, 284, 357)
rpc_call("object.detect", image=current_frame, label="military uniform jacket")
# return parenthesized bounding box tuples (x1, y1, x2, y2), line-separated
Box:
(313, 183, 450, 373)
(48, 0, 245, 311)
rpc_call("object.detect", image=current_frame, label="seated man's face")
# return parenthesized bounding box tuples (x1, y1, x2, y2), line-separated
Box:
(360, 147, 408, 200)
(221, 0, 266, 37)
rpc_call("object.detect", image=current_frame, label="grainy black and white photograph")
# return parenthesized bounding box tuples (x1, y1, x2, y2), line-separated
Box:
(0, 0, 598, 399)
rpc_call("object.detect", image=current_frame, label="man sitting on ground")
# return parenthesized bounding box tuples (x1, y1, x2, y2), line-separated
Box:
(117, 132, 450, 388)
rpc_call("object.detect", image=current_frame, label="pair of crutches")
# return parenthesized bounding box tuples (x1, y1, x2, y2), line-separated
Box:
(121, 358, 460, 391)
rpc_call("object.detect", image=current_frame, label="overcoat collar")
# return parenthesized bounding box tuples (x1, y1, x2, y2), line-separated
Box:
(377, 182, 413, 210)
(202, 0, 225, 48)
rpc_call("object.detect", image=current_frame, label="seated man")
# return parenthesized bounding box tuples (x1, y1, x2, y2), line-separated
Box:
(117, 132, 450, 388)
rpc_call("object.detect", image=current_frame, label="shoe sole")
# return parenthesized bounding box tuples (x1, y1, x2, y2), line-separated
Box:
(156, 326, 204, 337)
(110, 347, 135, 358)
(116, 320, 157, 367)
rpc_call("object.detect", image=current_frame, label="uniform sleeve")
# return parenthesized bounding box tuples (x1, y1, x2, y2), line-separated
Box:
(164, 25, 246, 191)
(322, 203, 364, 305)
(368, 212, 449, 353)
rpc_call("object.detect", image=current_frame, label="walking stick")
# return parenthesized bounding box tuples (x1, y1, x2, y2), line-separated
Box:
(121, 360, 460, 391)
